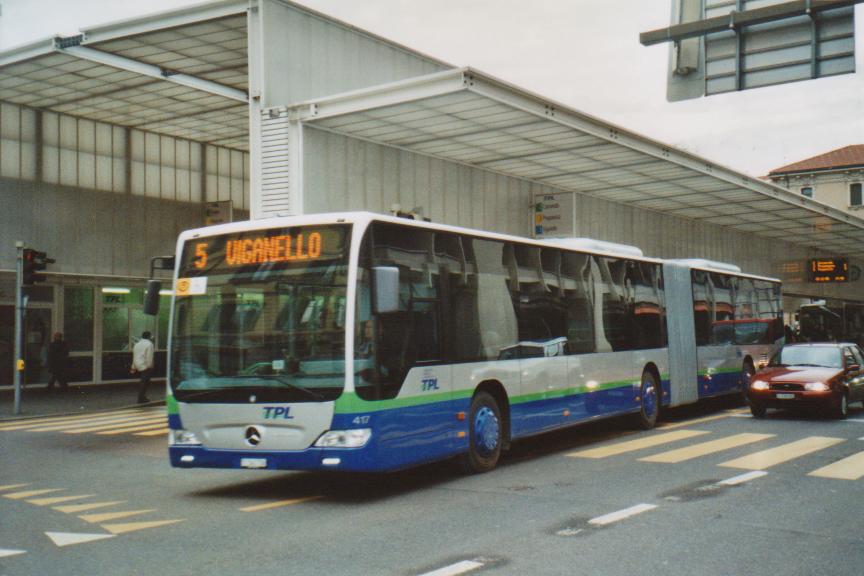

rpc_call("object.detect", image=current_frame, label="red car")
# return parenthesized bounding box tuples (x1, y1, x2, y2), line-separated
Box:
(749, 343, 864, 419)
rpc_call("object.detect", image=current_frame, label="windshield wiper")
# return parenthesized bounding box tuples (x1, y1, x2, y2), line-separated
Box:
(787, 363, 829, 368)
(252, 375, 325, 401)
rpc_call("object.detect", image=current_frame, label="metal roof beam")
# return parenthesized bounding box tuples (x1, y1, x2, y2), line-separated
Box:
(640, 0, 864, 46)
(55, 42, 247, 103)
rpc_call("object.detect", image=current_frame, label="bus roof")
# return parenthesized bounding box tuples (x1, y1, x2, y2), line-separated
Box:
(175, 211, 777, 281)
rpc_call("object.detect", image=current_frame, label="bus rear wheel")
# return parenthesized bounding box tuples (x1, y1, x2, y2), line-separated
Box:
(636, 371, 659, 430)
(460, 391, 503, 474)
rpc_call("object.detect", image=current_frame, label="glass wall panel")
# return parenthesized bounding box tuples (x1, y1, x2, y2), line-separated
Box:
(63, 286, 93, 351)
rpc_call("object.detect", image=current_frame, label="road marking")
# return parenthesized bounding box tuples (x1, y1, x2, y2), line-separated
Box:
(568, 430, 709, 459)
(95, 422, 167, 435)
(4, 488, 63, 500)
(0, 549, 26, 558)
(717, 470, 769, 486)
(640, 433, 774, 463)
(720, 436, 845, 470)
(659, 412, 737, 430)
(588, 503, 658, 526)
(0, 409, 149, 430)
(808, 451, 864, 480)
(28, 413, 163, 433)
(80, 509, 156, 524)
(28, 494, 94, 506)
(101, 519, 184, 535)
(46, 532, 115, 547)
(418, 560, 485, 576)
(133, 427, 169, 436)
(240, 496, 323, 512)
(61, 417, 167, 434)
(0, 484, 29, 492)
(54, 501, 126, 514)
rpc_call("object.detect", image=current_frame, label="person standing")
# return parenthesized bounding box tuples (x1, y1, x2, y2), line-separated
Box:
(46, 332, 70, 390)
(132, 331, 155, 404)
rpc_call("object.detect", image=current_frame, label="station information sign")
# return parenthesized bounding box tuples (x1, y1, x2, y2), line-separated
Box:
(809, 257, 848, 283)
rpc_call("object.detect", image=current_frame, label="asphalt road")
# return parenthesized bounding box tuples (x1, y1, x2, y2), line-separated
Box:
(2, 398, 864, 576)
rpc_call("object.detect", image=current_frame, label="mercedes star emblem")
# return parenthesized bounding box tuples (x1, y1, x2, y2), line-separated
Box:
(245, 426, 262, 446)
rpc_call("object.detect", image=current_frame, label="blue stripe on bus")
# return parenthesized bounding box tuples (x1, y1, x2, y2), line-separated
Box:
(171, 381, 670, 473)
(697, 371, 743, 398)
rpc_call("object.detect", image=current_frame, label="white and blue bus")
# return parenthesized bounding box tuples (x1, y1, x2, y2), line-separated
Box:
(155, 212, 782, 473)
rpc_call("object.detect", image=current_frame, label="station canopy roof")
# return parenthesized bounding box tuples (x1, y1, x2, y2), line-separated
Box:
(1, 1, 863, 259)
(0, 0, 249, 150)
(293, 67, 864, 258)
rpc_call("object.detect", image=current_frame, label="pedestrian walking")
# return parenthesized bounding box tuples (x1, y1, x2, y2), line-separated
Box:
(131, 331, 155, 404)
(46, 332, 70, 390)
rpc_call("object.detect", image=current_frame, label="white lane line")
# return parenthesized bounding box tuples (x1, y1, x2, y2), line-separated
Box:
(717, 470, 768, 486)
(0, 549, 26, 558)
(588, 503, 658, 526)
(843, 419, 864, 423)
(418, 560, 485, 576)
(730, 413, 753, 418)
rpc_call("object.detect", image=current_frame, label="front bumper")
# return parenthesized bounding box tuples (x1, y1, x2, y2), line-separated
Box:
(749, 388, 840, 411)
(169, 444, 380, 472)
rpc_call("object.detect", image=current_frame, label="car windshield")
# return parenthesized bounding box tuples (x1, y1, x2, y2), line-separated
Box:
(772, 346, 842, 369)
(170, 224, 351, 403)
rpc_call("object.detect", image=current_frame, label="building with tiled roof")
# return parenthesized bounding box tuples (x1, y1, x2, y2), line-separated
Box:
(767, 145, 864, 214)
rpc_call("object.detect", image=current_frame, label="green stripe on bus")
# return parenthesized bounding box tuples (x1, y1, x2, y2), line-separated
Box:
(510, 379, 634, 404)
(166, 394, 179, 415)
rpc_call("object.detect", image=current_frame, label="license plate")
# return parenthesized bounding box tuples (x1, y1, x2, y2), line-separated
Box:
(240, 458, 267, 469)
(776, 393, 795, 400)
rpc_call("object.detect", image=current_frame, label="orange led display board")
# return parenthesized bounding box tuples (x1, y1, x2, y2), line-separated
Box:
(808, 257, 848, 283)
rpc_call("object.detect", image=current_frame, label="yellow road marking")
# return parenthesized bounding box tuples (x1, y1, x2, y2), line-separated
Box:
(568, 430, 710, 459)
(0, 484, 30, 492)
(80, 509, 156, 524)
(96, 422, 168, 435)
(659, 413, 737, 430)
(721, 436, 845, 470)
(4, 488, 64, 500)
(101, 519, 184, 534)
(0, 409, 149, 430)
(27, 494, 94, 506)
(240, 496, 323, 512)
(29, 413, 164, 432)
(63, 417, 167, 434)
(54, 501, 126, 514)
(808, 451, 864, 480)
(133, 427, 169, 437)
(640, 433, 775, 463)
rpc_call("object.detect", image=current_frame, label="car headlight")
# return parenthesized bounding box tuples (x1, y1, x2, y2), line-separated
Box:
(751, 379, 769, 391)
(170, 429, 201, 445)
(804, 382, 830, 392)
(314, 429, 372, 448)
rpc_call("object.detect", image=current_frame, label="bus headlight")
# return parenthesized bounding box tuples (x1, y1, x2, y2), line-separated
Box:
(804, 382, 830, 392)
(314, 429, 372, 448)
(750, 380, 769, 391)
(170, 429, 201, 445)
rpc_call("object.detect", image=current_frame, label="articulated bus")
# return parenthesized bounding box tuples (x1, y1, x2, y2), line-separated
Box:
(154, 212, 782, 473)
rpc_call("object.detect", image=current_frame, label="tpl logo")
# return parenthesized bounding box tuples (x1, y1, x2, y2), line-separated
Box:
(263, 406, 294, 419)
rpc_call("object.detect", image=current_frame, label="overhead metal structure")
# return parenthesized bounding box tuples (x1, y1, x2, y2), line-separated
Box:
(290, 67, 864, 257)
(0, 0, 249, 149)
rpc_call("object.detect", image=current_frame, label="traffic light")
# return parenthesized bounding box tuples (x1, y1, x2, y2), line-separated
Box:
(23, 248, 54, 285)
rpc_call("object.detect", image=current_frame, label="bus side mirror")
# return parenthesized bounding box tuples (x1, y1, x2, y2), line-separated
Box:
(373, 266, 400, 314)
(143, 279, 162, 316)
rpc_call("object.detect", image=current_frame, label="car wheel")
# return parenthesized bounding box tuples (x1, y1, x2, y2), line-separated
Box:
(750, 403, 766, 418)
(636, 370, 659, 430)
(460, 391, 503, 474)
(833, 392, 849, 420)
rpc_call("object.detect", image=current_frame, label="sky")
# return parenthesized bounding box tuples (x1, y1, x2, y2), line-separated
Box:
(1, 0, 862, 177)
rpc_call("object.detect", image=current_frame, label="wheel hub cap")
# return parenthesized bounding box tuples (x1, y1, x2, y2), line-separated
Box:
(474, 407, 500, 456)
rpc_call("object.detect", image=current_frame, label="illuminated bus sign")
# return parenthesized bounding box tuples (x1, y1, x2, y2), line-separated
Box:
(179, 225, 349, 277)
(809, 257, 848, 283)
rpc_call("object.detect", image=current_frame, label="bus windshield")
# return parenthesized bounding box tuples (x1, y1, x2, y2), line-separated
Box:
(170, 224, 350, 403)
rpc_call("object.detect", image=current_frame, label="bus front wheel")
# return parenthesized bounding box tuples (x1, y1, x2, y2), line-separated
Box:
(636, 371, 659, 430)
(461, 391, 503, 474)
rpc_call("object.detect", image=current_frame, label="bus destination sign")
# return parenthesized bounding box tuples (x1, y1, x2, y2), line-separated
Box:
(809, 257, 848, 283)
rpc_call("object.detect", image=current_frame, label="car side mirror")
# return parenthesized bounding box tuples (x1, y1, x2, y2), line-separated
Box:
(373, 266, 400, 314)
